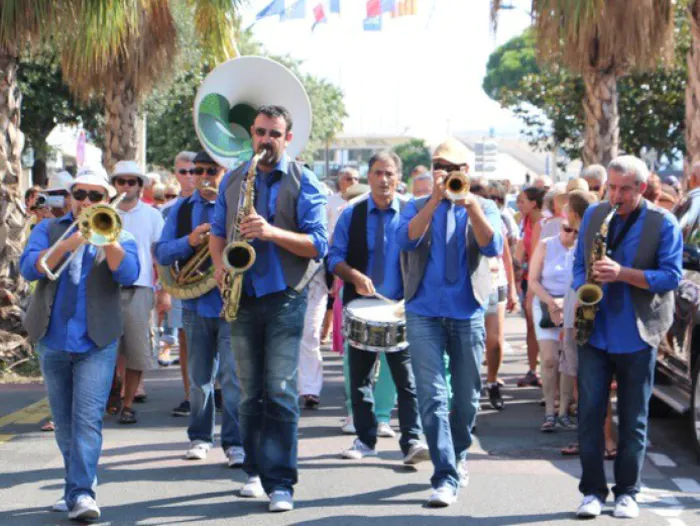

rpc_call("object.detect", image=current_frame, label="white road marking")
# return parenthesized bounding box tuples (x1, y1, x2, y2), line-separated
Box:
(647, 452, 677, 468)
(671, 478, 700, 497)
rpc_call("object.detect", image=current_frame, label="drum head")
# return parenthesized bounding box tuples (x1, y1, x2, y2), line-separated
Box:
(345, 298, 401, 323)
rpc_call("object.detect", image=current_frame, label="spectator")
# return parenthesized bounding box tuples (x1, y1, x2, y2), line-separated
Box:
(580, 164, 607, 200)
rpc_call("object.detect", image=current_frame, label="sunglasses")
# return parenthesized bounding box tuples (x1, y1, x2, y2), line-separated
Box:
(194, 167, 219, 176)
(165, 193, 178, 199)
(562, 225, 578, 234)
(254, 127, 284, 139)
(433, 163, 464, 173)
(72, 189, 106, 203)
(114, 177, 140, 187)
(177, 169, 195, 176)
(489, 195, 505, 203)
(589, 186, 601, 192)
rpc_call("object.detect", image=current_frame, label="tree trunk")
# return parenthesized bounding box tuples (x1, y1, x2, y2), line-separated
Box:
(31, 157, 47, 187)
(686, 1, 700, 170)
(103, 74, 139, 173)
(582, 68, 619, 167)
(0, 50, 31, 365)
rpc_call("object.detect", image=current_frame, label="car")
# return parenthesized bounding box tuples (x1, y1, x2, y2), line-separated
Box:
(653, 193, 700, 460)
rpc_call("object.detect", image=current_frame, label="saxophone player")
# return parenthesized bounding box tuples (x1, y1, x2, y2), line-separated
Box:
(209, 105, 328, 512)
(572, 156, 683, 519)
(154, 151, 243, 467)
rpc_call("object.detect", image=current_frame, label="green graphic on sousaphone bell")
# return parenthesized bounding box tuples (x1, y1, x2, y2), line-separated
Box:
(197, 93, 256, 161)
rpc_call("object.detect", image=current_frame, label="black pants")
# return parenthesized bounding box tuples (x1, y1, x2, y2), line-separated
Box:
(348, 345, 422, 454)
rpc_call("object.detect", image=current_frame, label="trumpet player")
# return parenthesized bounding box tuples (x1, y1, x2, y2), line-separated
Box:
(572, 156, 683, 519)
(20, 166, 140, 521)
(396, 138, 503, 507)
(209, 105, 328, 512)
(154, 151, 244, 467)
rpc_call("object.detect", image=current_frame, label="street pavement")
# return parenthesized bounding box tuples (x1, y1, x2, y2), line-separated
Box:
(0, 314, 699, 525)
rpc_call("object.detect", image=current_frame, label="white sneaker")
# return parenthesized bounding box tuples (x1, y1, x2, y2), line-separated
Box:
(225, 446, 245, 468)
(403, 443, 430, 465)
(240, 476, 265, 498)
(269, 490, 294, 512)
(613, 495, 639, 519)
(51, 497, 68, 512)
(576, 495, 603, 518)
(341, 438, 377, 460)
(68, 495, 100, 521)
(427, 484, 457, 507)
(457, 459, 469, 487)
(377, 422, 396, 438)
(185, 440, 211, 460)
(341, 416, 356, 434)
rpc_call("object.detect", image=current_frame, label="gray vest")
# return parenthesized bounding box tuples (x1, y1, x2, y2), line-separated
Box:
(400, 196, 493, 306)
(223, 160, 320, 292)
(24, 220, 123, 347)
(584, 200, 674, 348)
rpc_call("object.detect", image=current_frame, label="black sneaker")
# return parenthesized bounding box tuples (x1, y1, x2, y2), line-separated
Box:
(172, 400, 191, 417)
(488, 384, 504, 410)
(214, 388, 222, 412)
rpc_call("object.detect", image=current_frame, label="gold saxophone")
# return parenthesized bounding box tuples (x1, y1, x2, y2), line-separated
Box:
(575, 204, 619, 345)
(220, 152, 264, 322)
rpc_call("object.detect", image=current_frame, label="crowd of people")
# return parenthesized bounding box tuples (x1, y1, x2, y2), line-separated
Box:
(19, 111, 683, 521)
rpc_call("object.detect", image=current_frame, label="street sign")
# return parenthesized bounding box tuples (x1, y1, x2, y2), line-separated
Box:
(474, 140, 498, 173)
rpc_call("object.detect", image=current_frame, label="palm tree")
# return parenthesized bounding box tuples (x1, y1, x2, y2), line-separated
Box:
(0, 0, 241, 365)
(492, 0, 675, 166)
(687, 0, 700, 164)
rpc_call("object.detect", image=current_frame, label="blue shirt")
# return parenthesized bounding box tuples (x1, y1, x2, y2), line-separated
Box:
(572, 201, 683, 353)
(328, 195, 404, 300)
(211, 154, 328, 298)
(397, 198, 503, 320)
(20, 213, 140, 353)
(154, 192, 222, 318)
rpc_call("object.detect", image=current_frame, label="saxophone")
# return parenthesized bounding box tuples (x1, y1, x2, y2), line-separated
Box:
(574, 204, 619, 345)
(220, 152, 264, 322)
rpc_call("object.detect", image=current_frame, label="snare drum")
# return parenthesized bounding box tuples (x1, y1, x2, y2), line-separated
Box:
(343, 298, 408, 352)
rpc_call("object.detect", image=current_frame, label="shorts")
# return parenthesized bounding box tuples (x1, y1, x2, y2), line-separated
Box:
(119, 286, 155, 371)
(532, 296, 562, 341)
(160, 297, 183, 345)
(559, 327, 578, 377)
(486, 286, 507, 315)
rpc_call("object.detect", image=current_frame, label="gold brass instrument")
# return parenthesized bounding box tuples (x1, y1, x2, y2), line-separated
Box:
(220, 152, 263, 322)
(574, 204, 619, 345)
(39, 193, 125, 281)
(444, 171, 470, 201)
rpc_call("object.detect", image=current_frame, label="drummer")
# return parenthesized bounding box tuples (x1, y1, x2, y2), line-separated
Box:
(329, 151, 429, 464)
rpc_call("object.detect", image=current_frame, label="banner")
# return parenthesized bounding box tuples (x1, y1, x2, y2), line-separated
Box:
(257, 0, 285, 19)
(282, 0, 305, 20)
(366, 0, 381, 18)
(329, 0, 340, 13)
(363, 15, 382, 31)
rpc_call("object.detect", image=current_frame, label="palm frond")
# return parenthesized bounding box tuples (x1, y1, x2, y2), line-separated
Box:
(0, 0, 55, 54)
(187, 0, 244, 62)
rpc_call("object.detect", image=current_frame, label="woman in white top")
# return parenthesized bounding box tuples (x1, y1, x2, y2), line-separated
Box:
(528, 218, 578, 432)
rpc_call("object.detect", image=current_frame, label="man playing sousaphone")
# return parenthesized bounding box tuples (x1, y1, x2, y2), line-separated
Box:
(154, 151, 243, 467)
(329, 151, 429, 464)
(20, 166, 140, 521)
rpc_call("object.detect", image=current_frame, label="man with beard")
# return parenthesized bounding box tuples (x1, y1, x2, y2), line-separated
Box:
(210, 105, 328, 512)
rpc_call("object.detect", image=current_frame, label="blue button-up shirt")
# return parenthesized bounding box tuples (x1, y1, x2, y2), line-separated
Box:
(328, 195, 404, 300)
(20, 213, 140, 353)
(211, 154, 328, 298)
(154, 191, 222, 318)
(572, 201, 683, 353)
(397, 198, 503, 320)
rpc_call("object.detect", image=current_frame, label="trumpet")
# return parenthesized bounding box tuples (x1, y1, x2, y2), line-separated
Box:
(444, 171, 470, 201)
(39, 193, 125, 281)
(198, 179, 219, 201)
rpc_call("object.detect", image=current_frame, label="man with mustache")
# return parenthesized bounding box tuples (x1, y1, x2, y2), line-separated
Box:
(209, 105, 328, 513)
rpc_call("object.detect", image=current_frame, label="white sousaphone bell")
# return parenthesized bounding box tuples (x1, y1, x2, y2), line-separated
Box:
(193, 55, 312, 169)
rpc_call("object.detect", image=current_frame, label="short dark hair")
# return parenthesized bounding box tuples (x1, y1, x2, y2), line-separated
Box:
(522, 186, 545, 209)
(568, 190, 597, 219)
(368, 151, 402, 176)
(24, 186, 41, 203)
(256, 105, 293, 132)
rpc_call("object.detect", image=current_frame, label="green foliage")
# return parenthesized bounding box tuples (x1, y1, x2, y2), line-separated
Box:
(392, 139, 431, 181)
(482, 29, 538, 100)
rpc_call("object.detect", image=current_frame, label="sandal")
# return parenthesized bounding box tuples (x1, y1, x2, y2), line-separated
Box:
(302, 395, 320, 409)
(540, 414, 557, 432)
(41, 420, 55, 432)
(119, 407, 137, 425)
(604, 447, 617, 460)
(561, 441, 580, 456)
(133, 394, 148, 404)
(106, 379, 122, 416)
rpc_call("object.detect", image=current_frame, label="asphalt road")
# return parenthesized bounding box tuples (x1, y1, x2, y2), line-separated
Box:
(0, 315, 699, 525)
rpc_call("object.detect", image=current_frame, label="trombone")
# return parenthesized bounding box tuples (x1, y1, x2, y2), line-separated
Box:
(39, 193, 126, 281)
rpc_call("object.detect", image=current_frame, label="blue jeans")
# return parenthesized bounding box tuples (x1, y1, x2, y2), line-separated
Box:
(183, 309, 241, 449)
(343, 347, 397, 423)
(37, 342, 118, 509)
(348, 345, 422, 454)
(160, 298, 183, 345)
(578, 344, 656, 502)
(406, 313, 485, 491)
(230, 288, 308, 495)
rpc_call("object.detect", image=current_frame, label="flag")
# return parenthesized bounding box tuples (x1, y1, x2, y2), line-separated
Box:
(381, 0, 395, 12)
(282, 0, 305, 20)
(393, 0, 416, 16)
(312, 2, 326, 30)
(256, 0, 285, 19)
(363, 15, 382, 31)
(329, 0, 340, 13)
(366, 0, 381, 18)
